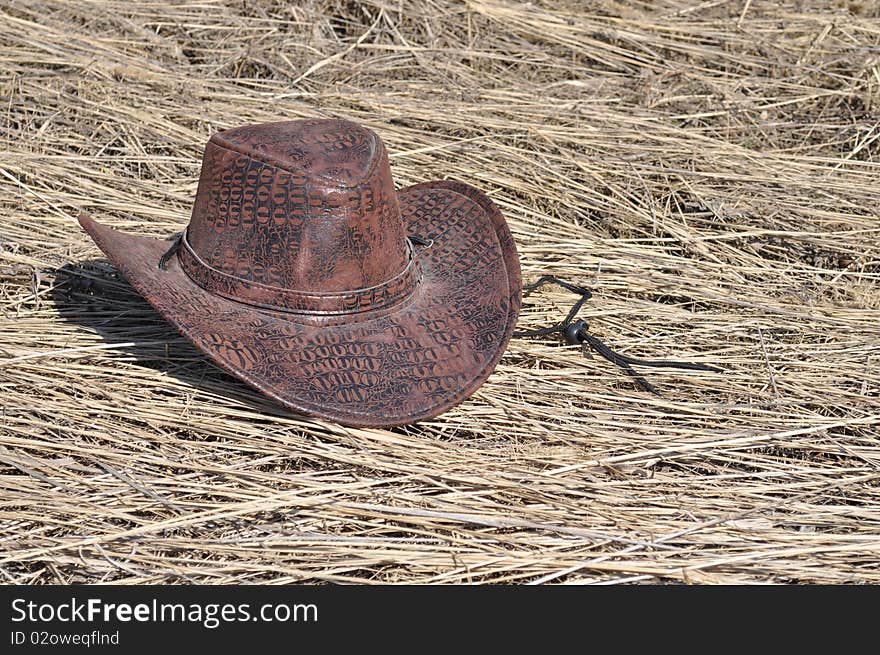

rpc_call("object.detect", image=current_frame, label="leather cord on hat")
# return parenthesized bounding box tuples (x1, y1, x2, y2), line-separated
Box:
(158, 232, 184, 271)
(408, 235, 433, 248)
(513, 276, 721, 396)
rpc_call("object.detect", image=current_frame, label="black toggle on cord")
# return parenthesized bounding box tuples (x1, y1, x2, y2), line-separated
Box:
(513, 276, 721, 396)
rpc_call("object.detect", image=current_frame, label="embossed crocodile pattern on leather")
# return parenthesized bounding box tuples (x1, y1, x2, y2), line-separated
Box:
(78, 119, 522, 427)
(187, 120, 409, 294)
(177, 229, 421, 315)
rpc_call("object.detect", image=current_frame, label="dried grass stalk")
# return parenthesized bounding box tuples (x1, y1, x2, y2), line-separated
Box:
(1, 0, 879, 584)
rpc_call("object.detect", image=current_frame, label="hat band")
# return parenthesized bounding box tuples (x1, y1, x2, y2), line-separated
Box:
(176, 230, 420, 316)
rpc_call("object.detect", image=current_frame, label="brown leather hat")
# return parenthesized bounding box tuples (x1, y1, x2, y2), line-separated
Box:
(79, 119, 521, 427)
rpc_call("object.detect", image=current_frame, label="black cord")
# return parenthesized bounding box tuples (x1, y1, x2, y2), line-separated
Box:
(514, 276, 721, 395)
(158, 232, 184, 271)
(408, 235, 434, 247)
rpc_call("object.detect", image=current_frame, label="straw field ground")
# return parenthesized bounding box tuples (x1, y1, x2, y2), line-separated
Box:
(1, 0, 879, 584)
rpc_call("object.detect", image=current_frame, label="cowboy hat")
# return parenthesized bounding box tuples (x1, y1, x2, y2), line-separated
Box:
(78, 119, 521, 427)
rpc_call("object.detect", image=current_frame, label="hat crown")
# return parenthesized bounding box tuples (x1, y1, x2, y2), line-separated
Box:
(185, 119, 410, 297)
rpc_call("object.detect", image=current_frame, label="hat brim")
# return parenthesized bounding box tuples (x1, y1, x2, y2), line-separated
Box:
(78, 180, 521, 427)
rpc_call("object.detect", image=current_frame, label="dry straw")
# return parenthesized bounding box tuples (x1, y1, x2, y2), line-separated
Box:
(1, 0, 879, 584)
